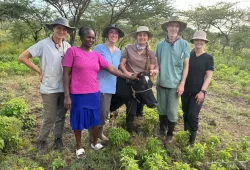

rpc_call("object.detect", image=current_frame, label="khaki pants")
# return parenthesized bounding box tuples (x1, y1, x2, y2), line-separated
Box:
(39, 93, 67, 141)
(157, 86, 179, 122)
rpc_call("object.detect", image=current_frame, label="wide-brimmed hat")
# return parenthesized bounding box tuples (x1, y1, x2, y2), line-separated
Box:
(132, 26, 153, 38)
(161, 16, 187, 32)
(190, 30, 209, 43)
(102, 24, 125, 38)
(45, 17, 75, 33)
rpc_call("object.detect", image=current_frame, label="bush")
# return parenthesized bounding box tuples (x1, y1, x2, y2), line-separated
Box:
(143, 153, 168, 170)
(175, 131, 190, 148)
(172, 162, 192, 170)
(218, 150, 232, 161)
(207, 136, 220, 148)
(209, 164, 226, 170)
(108, 127, 130, 147)
(120, 156, 140, 170)
(120, 146, 137, 158)
(0, 116, 22, 151)
(51, 157, 66, 170)
(0, 98, 29, 119)
(142, 107, 158, 134)
(187, 143, 206, 162)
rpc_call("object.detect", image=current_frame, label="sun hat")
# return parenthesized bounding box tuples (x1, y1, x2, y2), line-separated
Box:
(102, 24, 125, 38)
(45, 17, 75, 33)
(190, 30, 209, 43)
(132, 26, 153, 38)
(161, 16, 187, 32)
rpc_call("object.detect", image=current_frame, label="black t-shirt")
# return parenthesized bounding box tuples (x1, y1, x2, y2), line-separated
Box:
(184, 52, 214, 94)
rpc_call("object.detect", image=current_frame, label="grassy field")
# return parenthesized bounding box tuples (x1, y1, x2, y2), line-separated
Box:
(0, 54, 250, 170)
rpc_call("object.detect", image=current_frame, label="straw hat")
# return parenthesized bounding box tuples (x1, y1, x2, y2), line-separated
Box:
(190, 30, 209, 43)
(45, 17, 75, 33)
(102, 24, 125, 38)
(161, 16, 187, 32)
(132, 26, 153, 38)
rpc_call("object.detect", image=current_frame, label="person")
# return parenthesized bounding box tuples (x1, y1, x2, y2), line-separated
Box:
(62, 27, 136, 159)
(155, 16, 190, 143)
(181, 30, 214, 145)
(88, 24, 125, 142)
(18, 17, 75, 153)
(120, 26, 158, 135)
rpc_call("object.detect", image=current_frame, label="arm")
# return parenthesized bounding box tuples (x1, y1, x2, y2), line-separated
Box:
(195, 71, 213, 104)
(106, 65, 136, 80)
(119, 58, 133, 76)
(63, 67, 72, 110)
(18, 50, 42, 81)
(177, 57, 189, 96)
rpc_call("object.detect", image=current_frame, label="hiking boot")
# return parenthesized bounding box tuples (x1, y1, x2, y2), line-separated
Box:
(54, 138, 64, 150)
(190, 131, 197, 145)
(38, 141, 46, 153)
(165, 120, 176, 144)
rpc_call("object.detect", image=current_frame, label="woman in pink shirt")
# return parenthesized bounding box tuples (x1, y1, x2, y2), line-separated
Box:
(63, 27, 135, 159)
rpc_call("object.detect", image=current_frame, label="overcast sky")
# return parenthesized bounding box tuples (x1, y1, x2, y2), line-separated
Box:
(174, 0, 250, 10)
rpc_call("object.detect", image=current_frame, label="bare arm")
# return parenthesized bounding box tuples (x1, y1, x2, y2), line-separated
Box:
(120, 58, 133, 76)
(177, 57, 189, 96)
(195, 70, 213, 104)
(18, 50, 42, 80)
(63, 67, 72, 110)
(105, 65, 136, 80)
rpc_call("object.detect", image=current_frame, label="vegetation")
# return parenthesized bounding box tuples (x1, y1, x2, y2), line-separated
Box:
(0, 0, 250, 169)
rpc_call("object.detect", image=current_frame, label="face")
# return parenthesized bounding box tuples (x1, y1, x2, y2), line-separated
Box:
(53, 25, 68, 39)
(107, 29, 119, 43)
(81, 30, 95, 48)
(167, 22, 180, 35)
(194, 39, 205, 49)
(136, 32, 149, 46)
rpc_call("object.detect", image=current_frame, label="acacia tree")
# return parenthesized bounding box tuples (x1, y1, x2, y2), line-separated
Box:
(44, 0, 91, 45)
(181, 2, 246, 54)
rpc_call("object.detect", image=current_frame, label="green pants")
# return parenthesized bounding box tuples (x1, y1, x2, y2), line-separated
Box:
(157, 86, 179, 122)
(39, 93, 67, 141)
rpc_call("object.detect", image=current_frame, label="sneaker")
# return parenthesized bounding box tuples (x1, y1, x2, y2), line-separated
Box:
(38, 141, 46, 153)
(76, 148, 86, 159)
(54, 138, 64, 150)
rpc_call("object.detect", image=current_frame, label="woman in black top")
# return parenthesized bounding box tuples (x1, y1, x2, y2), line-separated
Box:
(181, 30, 214, 145)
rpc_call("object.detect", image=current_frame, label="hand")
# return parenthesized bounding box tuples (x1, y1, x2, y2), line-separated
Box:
(150, 69, 158, 76)
(195, 92, 205, 104)
(177, 82, 184, 96)
(125, 71, 134, 77)
(64, 96, 71, 110)
(39, 72, 42, 82)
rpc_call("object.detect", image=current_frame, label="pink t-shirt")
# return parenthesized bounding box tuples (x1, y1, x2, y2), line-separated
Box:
(63, 46, 109, 94)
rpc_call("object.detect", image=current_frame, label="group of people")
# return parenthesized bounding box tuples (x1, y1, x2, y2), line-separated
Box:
(18, 16, 213, 159)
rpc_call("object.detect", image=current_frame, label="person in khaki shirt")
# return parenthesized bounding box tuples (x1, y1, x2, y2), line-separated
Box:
(120, 26, 158, 136)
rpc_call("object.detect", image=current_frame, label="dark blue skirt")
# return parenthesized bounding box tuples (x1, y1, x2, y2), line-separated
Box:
(70, 92, 100, 131)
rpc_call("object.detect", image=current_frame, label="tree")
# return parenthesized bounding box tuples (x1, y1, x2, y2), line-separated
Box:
(181, 2, 246, 54)
(44, 0, 91, 45)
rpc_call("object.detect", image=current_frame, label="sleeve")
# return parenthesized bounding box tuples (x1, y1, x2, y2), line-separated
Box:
(206, 55, 214, 71)
(121, 46, 128, 59)
(27, 41, 43, 58)
(155, 42, 160, 58)
(62, 47, 74, 67)
(183, 41, 190, 58)
(98, 52, 109, 69)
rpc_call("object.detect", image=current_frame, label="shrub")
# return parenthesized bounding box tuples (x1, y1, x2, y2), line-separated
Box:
(120, 146, 137, 158)
(117, 112, 126, 128)
(146, 137, 165, 155)
(207, 136, 220, 148)
(142, 107, 158, 134)
(175, 131, 190, 148)
(0, 138, 4, 150)
(172, 162, 192, 170)
(240, 136, 250, 151)
(0, 116, 22, 151)
(22, 115, 36, 130)
(108, 127, 130, 147)
(51, 157, 66, 170)
(0, 98, 29, 119)
(143, 153, 168, 170)
(218, 150, 232, 161)
(209, 164, 226, 170)
(120, 156, 140, 170)
(187, 143, 206, 162)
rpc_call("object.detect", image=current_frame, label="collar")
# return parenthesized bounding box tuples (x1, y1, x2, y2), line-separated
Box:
(165, 36, 180, 46)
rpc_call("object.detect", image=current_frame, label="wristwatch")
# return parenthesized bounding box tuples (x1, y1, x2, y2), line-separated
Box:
(201, 90, 207, 94)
